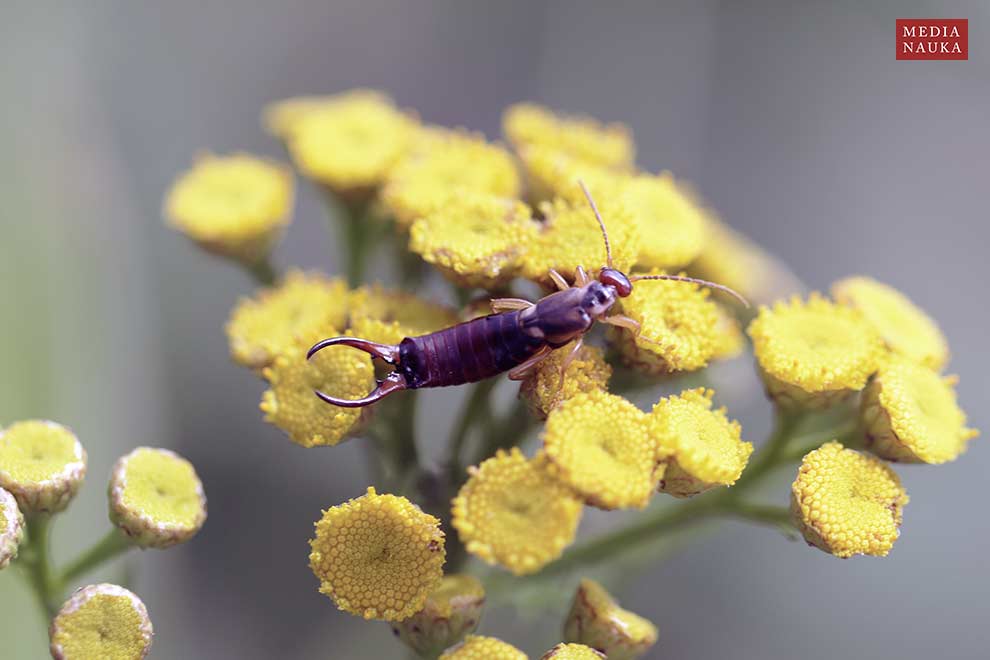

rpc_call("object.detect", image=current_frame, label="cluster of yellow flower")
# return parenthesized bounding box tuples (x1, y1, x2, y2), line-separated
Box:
(0, 420, 208, 658)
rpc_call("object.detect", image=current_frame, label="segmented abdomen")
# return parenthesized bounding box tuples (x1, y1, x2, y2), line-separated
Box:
(398, 311, 545, 389)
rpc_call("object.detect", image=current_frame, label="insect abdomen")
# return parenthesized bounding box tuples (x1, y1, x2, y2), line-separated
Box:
(399, 311, 545, 389)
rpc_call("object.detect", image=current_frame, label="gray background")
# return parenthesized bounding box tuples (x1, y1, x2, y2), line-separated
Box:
(1, 1, 987, 658)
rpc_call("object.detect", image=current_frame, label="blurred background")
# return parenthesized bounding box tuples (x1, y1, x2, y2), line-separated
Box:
(1, 1, 987, 658)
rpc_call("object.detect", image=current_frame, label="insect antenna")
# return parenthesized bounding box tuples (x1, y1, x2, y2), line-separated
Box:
(630, 273, 750, 308)
(578, 179, 612, 269)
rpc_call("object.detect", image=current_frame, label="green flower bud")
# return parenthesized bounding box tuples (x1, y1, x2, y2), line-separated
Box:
(391, 575, 485, 658)
(563, 579, 658, 660)
(0, 420, 87, 513)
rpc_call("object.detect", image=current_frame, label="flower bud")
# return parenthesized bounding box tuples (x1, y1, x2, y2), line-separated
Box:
(563, 579, 658, 660)
(108, 447, 207, 549)
(391, 574, 485, 658)
(0, 420, 87, 513)
(440, 635, 527, 659)
(50, 583, 153, 660)
(541, 643, 606, 659)
(0, 487, 25, 569)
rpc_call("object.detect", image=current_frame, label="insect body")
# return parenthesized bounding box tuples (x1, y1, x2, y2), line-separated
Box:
(308, 182, 746, 407)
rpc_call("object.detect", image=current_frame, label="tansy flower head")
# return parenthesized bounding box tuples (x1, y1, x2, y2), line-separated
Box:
(391, 574, 485, 658)
(309, 486, 445, 621)
(503, 103, 635, 169)
(861, 358, 978, 464)
(49, 583, 153, 660)
(452, 449, 583, 575)
(520, 341, 612, 420)
(0, 487, 25, 570)
(164, 153, 293, 265)
(711, 302, 746, 361)
(609, 271, 719, 374)
(541, 643, 606, 660)
(649, 389, 753, 498)
(440, 635, 528, 660)
(260, 331, 374, 447)
(832, 276, 949, 370)
(514, 142, 622, 204)
(108, 447, 207, 549)
(348, 283, 458, 337)
(622, 172, 706, 270)
(0, 420, 86, 513)
(521, 196, 639, 287)
(791, 442, 909, 558)
(226, 270, 350, 370)
(748, 294, 885, 410)
(542, 391, 659, 510)
(278, 89, 418, 197)
(382, 128, 521, 229)
(408, 192, 537, 289)
(564, 579, 658, 660)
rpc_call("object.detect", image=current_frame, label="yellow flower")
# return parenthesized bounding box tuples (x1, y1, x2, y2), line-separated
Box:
(748, 294, 885, 410)
(790, 442, 909, 558)
(260, 331, 375, 447)
(542, 391, 659, 510)
(408, 192, 537, 289)
(649, 389, 753, 498)
(452, 449, 583, 575)
(440, 635, 528, 660)
(348, 283, 458, 337)
(49, 583, 153, 660)
(277, 89, 418, 196)
(622, 172, 706, 270)
(514, 142, 622, 204)
(503, 103, 635, 169)
(0, 487, 25, 570)
(861, 358, 978, 464)
(226, 270, 350, 369)
(382, 128, 521, 229)
(521, 196, 639, 287)
(309, 487, 445, 621)
(0, 420, 86, 513)
(108, 447, 207, 549)
(832, 276, 949, 370)
(541, 643, 606, 660)
(519, 341, 612, 420)
(563, 579, 658, 660)
(609, 271, 719, 374)
(391, 574, 485, 658)
(711, 303, 745, 361)
(164, 153, 293, 265)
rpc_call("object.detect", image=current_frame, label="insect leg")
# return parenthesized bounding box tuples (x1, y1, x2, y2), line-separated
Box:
(556, 337, 584, 390)
(507, 346, 553, 381)
(490, 297, 534, 313)
(548, 269, 570, 292)
(574, 265, 591, 286)
(601, 314, 641, 335)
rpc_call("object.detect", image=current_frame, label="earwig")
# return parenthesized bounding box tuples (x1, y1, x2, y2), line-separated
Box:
(308, 181, 748, 407)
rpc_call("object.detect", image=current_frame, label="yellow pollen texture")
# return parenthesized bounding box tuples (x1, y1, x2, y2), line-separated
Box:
(119, 448, 204, 528)
(440, 635, 528, 660)
(622, 172, 706, 270)
(348, 284, 458, 338)
(0, 420, 83, 483)
(520, 340, 612, 419)
(452, 449, 583, 575)
(542, 391, 658, 510)
(308, 487, 445, 621)
(50, 586, 152, 660)
(503, 103, 635, 169)
(832, 276, 949, 371)
(862, 357, 978, 464)
(790, 442, 909, 558)
(650, 389, 752, 497)
(541, 643, 606, 659)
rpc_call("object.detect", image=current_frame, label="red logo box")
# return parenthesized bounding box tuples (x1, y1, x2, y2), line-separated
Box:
(897, 19, 968, 60)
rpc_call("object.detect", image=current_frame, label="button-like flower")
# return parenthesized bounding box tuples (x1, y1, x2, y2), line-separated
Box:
(275, 89, 418, 197)
(108, 447, 207, 549)
(520, 341, 612, 420)
(861, 358, 978, 464)
(408, 192, 537, 289)
(790, 442, 909, 558)
(49, 583, 153, 660)
(541, 643, 606, 659)
(832, 276, 949, 371)
(748, 294, 885, 409)
(309, 487, 445, 621)
(440, 635, 528, 660)
(649, 389, 753, 498)
(452, 449, 583, 575)
(226, 270, 350, 369)
(382, 128, 521, 229)
(164, 153, 293, 266)
(542, 391, 659, 510)
(260, 331, 375, 447)
(348, 283, 458, 337)
(622, 172, 706, 270)
(0, 487, 25, 570)
(609, 271, 720, 374)
(503, 103, 635, 169)
(563, 579, 658, 660)
(391, 574, 485, 658)
(514, 142, 621, 204)
(0, 420, 86, 513)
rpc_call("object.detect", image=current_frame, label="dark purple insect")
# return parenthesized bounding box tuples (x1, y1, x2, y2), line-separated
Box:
(307, 182, 748, 407)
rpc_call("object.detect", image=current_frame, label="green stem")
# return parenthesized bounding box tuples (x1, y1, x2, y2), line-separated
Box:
(343, 212, 370, 287)
(446, 379, 499, 484)
(244, 256, 278, 286)
(58, 529, 134, 587)
(472, 396, 534, 467)
(724, 502, 793, 528)
(22, 515, 58, 619)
